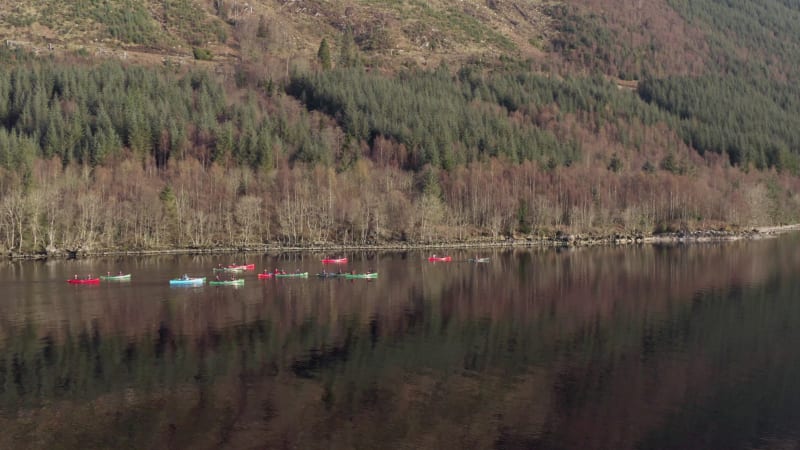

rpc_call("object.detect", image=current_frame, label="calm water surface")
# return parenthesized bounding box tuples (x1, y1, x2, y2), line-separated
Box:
(1, 236, 800, 449)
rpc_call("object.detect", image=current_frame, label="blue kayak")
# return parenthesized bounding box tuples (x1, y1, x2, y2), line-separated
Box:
(169, 277, 206, 286)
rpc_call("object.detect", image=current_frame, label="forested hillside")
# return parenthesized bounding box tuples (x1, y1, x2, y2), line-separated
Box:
(1, 0, 800, 255)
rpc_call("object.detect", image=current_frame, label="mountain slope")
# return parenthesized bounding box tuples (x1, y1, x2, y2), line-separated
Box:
(0, 0, 552, 66)
(1, 0, 800, 254)
(2, 0, 799, 80)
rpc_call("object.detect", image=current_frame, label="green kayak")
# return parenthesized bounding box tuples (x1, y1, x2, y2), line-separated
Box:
(209, 278, 245, 286)
(342, 272, 378, 279)
(213, 267, 244, 272)
(100, 273, 131, 281)
(468, 258, 490, 263)
(275, 272, 308, 278)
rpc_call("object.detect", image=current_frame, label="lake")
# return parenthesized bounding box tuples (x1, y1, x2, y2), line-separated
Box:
(1, 236, 800, 449)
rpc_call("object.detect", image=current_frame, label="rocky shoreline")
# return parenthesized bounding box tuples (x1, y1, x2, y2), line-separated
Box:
(470, 225, 797, 248)
(6, 225, 800, 260)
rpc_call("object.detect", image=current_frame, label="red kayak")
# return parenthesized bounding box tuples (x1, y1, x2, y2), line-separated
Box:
(67, 278, 100, 284)
(257, 272, 274, 279)
(228, 263, 255, 270)
(427, 256, 452, 262)
(321, 257, 348, 264)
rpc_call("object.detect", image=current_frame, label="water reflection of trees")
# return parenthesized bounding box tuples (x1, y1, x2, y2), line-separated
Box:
(1, 238, 800, 448)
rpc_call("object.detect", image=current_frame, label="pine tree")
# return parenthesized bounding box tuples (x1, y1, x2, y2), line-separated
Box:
(317, 38, 332, 71)
(338, 29, 360, 69)
(257, 15, 269, 39)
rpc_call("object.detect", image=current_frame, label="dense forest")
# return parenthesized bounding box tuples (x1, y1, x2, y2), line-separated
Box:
(1, 0, 800, 254)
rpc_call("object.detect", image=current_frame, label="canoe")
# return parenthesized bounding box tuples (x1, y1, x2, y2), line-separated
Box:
(342, 272, 378, 279)
(427, 256, 452, 262)
(67, 278, 100, 284)
(321, 257, 348, 264)
(275, 272, 308, 278)
(169, 277, 206, 286)
(316, 272, 342, 278)
(468, 258, 490, 263)
(213, 266, 244, 273)
(228, 263, 255, 270)
(209, 279, 244, 286)
(100, 274, 131, 281)
(257, 273, 274, 279)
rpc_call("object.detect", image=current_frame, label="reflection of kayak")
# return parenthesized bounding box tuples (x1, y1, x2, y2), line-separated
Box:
(343, 273, 378, 279)
(209, 279, 244, 286)
(67, 278, 100, 284)
(321, 257, 348, 264)
(100, 274, 131, 281)
(468, 258, 490, 263)
(257, 273, 274, 279)
(275, 272, 308, 278)
(427, 256, 452, 262)
(169, 277, 206, 286)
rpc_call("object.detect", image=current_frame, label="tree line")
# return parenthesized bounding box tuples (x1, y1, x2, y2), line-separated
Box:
(638, 75, 800, 173)
(0, 57, 320, 172)
(1, 47, 800, 254)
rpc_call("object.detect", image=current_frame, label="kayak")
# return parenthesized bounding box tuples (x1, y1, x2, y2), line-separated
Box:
(468, 258, 490, 263)
(67, 278, 100, 284)
(257, 273, 274, 279)
(100, 273, 132, 281)
(427, 256, 452, 262)
(342, 272, 378, 279)
(209, 279, 244, 286)
(316, 272, 342, 278)
(321, 257, 348, 264)
(169, 277, 206, 286)
(228, 263, 255, 270)
(213, 267, 244, 272)
(275, 272, 308, 278)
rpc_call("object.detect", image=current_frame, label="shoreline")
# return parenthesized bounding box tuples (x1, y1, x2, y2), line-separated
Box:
(6, 225, 800, 260)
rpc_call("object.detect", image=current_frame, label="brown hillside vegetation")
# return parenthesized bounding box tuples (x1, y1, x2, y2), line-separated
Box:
(0, 1, 551, 65)
(1, 0, 712, 74)
(0, 0, 759, 77)
(570, 0, 710, 76)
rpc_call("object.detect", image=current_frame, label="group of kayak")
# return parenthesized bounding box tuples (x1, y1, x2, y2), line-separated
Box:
(67, 272, 131, 284)
(174, 258, 378, 285)
(315, 270, 378, 279)
(315, 256, 378, 279)
(256, 268, 310, 279)
(429, 255, 491, 263)
(67, 255, 488, 286)
(175, 263, 265, 286)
